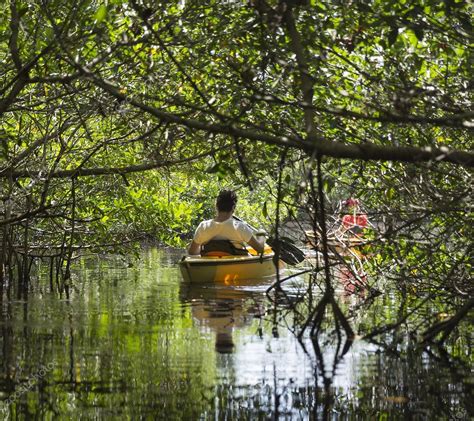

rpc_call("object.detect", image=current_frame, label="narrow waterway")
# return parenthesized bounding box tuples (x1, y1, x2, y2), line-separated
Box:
(0, 248, 471, 419)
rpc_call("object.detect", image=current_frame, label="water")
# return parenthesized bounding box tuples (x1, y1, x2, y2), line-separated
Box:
(0, 248, 471, 419)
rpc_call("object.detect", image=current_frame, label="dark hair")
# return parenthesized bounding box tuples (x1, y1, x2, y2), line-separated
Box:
(216, 190, 237, 212)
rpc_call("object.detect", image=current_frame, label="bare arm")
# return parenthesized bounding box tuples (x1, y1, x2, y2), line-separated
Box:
(247, 234, 265, 254)
(187, 241, 201, 255)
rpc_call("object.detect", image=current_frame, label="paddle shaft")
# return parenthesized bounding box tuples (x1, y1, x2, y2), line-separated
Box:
(233, 216, 305, 265)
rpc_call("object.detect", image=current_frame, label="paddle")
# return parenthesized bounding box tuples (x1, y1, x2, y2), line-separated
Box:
(233, 216, 305, 265)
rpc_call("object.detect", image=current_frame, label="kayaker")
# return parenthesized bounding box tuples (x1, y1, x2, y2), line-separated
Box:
(187, 190, 266, 255)
(340, 197, 368, 236)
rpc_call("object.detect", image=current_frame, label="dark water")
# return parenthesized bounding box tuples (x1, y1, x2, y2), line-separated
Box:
(0, 248, 471, 420)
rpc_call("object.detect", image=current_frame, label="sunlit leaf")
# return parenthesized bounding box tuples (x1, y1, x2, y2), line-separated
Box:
(95, 4, 108, 23)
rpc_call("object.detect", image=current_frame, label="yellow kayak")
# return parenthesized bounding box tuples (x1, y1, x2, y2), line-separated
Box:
(179, 247, 276, 284)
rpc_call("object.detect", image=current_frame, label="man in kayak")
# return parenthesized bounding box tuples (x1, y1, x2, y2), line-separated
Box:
(187, 190, 266, 256)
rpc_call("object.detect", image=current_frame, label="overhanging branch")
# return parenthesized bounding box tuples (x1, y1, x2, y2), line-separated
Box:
(86, 72, 474, 168)
(3, 147, 230, 179)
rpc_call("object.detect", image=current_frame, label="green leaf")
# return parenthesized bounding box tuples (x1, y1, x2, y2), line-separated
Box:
(404, 29, 419, 47)
(44, 26, 54, 41)
(95, 5, 108, 23)
(385, 188, 395, 200)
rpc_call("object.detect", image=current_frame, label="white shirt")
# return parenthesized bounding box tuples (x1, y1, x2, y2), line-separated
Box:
(193, 218, 253, 246)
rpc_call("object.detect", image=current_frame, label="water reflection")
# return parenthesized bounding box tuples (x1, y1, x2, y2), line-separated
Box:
(0, 248, 470, 419)
(180, 280, 268, 354)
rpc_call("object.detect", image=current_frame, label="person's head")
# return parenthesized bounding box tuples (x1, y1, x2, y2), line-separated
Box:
(343, 197, 359, 212)
(216, 190, 237, 213)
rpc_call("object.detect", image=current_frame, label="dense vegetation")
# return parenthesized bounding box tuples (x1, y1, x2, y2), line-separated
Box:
(1, 0, 472, 351)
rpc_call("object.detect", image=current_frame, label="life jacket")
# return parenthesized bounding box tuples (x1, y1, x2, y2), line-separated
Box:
(341, 214, 368, 229)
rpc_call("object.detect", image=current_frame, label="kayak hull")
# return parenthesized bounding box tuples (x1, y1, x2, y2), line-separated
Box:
(179, 253, 276, 283)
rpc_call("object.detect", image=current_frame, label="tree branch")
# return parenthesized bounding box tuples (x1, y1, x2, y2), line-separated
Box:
(3, 147, 231, 179)
(422, 297, 474, 344)
(84, 71, 474, 167)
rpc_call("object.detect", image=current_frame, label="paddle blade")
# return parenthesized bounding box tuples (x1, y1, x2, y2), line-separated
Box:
(267, 238, 305, 265)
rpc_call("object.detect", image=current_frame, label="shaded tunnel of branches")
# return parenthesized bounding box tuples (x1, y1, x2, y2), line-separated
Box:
(1, 0, 472, 352)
